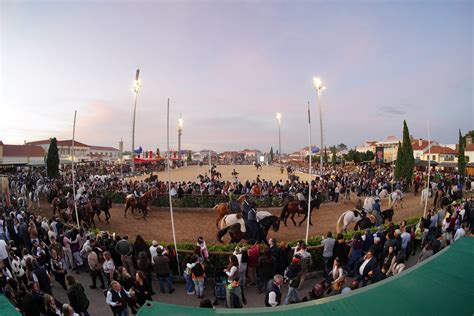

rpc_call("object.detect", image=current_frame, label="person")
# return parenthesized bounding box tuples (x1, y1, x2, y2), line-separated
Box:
(330, 257, 344, 284)
(136, 251, 154, 295)
(341, 280, 359, 294)
(31, 259, 52, 294)
(382, 246, 396, 274)
(321, 232, 335, 278)
(197, 237, 209, 261)
(372, 197, 383, 226)
(264, 275, 284, 307)
(149, 241, 159, 264)
(133, 271, 152, 306)
(102, 251, 116, 286)
(153, 248, 175, 294)
(225, 277, 243, 308)
(84, 246, 105, 289)
(224, 255, 239, 282)
(418, 242, 434, 263)
(332, 233, 350, 267)
(182, 256, 195, 295)
(283, 256, 302, 304)
(247, 240, 259, 286)
(355, 249, 377, 287)
(115, 236, 135, 277)
(199, 298, 214, 308)
(106, 281, 132, 316)
(346, 233, 363, 276)
(61, 304, 78, 316)
(400, 227, 411, 259)
(257, 249, 276, 294)
(296, 243, 312, 290)
(44, 293, 61, 316)
(454, 223, 467, 241)
(65, 274, 90, 316)
(50, 249, 67, 291)
(189, 256, 205, 299)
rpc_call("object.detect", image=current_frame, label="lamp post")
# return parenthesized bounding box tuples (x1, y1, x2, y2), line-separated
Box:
(313, 77, 326, 178)
(177, 114, 183, 167)
(276, 112, 282, 163)
(131, 68, 142, 173)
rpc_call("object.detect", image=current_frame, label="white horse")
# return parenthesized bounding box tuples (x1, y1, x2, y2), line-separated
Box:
(336, 209, 365, 234)
(389, 189, 404, 208)
(420, 188, 432, 205)
(29, 188, 41, 210)
(20, 184, 28, 198)
(256, 211, 273, 222)
(219, 214, 246, 233)
(363, 196, 376, 212)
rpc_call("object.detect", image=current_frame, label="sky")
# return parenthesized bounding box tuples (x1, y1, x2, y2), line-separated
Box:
(1, 0, 473, 153)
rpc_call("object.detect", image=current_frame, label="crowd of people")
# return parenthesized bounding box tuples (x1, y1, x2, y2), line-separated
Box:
(0, 162, 473, 315)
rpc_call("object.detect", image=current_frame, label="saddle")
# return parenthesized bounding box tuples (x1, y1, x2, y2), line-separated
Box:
(352, 209, 365, 217)
(367, 214, 376, 224)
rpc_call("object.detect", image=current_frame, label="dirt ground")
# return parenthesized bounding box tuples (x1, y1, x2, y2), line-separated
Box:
(84, 192, 424, 244)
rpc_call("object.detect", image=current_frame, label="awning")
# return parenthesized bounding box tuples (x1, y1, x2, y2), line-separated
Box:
(414, 159, 438, 167)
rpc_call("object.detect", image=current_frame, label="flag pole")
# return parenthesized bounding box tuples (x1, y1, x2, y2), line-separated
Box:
(167, 98, 181, 275)
(423, 120, 431, 218)
(305, 101, 313, 244)
(71, 110, 80, 228)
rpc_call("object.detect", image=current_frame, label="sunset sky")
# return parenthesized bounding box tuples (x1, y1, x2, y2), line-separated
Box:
(1, 1, 472, 153)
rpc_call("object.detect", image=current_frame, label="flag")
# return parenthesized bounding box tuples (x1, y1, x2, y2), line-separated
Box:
(311, 146, 320, 154)
(134, 146, 143, 154)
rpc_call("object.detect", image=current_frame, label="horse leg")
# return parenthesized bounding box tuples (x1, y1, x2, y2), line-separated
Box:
(124, 204, 128, 218)
(106, 210, 111, 223)
(291, 213, 297, 226)
(298, 213, 307, 227)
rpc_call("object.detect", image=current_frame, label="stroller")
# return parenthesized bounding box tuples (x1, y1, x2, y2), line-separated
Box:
(213, 269, 227, 305)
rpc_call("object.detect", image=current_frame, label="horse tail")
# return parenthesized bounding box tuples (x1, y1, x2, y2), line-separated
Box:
(280, 204, 289, 220)
(336, 211, 347, 234)
(216, 226, 230, 243)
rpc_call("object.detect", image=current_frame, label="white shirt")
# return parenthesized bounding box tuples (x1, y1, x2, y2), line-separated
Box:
(106, 288, 130, 306)
(359, 258, 371, 276)
(453, 228, 465, 241)
(268, 285, 280, 306)
(149, 245, 158, 264)
(0, 239, 8, 260)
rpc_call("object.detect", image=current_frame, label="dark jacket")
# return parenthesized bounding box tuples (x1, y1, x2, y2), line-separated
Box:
(357, 257, 377, 278)
(264, 281, 282, 307)
(67, 282, 90, 312)
(333, 241, 350, 266)
(153, 255, 170, 276)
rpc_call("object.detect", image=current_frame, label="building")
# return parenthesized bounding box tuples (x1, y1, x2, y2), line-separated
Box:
(375, 136, 400, 163)
(0, 141, 45, 167)
(422, 145, 458, 163)
(464, 143, 474, 163)
(411, 139, 437, 160)
(27, 139, 91, 162)
(356, 141, 378, 154)
(89, 145, 120, 161)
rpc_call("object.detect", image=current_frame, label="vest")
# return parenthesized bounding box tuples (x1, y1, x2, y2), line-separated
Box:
(33, 266, 51, 293)
(110, 288, 129, 313)
(264, 282, 281, 307)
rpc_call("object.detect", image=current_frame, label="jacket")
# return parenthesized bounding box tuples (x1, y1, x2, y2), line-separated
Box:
(67, 282, 90, 312)
(153, 255, 170, 276)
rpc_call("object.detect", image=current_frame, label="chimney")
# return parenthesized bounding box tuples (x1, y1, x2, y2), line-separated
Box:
(418, 139, 422, 147)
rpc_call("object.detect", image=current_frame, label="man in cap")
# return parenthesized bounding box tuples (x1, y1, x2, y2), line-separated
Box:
(372, 197, 383, 227)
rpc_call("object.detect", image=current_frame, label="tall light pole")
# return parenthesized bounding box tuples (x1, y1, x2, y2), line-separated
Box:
(131, 68, 142, 173)
(313, 77, 326, 178)
(177, 114, 183, 167)
(276, 112, 282, 163)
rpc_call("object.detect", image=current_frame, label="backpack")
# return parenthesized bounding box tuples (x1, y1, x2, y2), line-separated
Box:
(192, 263, 204, 277)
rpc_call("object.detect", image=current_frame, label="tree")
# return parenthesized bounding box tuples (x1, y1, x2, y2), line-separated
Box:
(401, 120, 415, 183)
(331, 148, 337, 166)
(46, 138, 60, 179)
(365, 150, 374, 161)
(394, 141, 403, 180)
(323, 147, 329, 164)
(458, 129, 466, 177)
(337, 143, 347, 151)
(269, 147, 274, 164)
(187, 151, 192, 162)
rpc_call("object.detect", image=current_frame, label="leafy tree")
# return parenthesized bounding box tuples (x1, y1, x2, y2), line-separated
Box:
(46, 138, 60, 179)
(337, 143, 347, 151)
(458, 129, 466, 177)
(365, 150, 375, 161)
(269, 147, 274, 164)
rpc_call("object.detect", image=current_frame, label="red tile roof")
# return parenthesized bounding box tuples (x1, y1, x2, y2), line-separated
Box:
(424, 145, 457, 155)
(411, 139, 433, 151)
(26, 139, 90, 148)
(89, 145, 119, 151)
(465, 143, 474, 152)
(2, 144, 45, 157)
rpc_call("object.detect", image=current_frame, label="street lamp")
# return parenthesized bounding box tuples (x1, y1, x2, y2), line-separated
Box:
(313, 77, 326, 178)
(276, 112, 282, 163)
(177, 114, 183, 166)
(131, 68, 142, 173)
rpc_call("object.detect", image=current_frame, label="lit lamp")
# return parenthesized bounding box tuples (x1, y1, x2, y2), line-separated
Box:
(276, 112, 282, 163)
(131, 69, 142, 173)
(313, 77, 325, 177)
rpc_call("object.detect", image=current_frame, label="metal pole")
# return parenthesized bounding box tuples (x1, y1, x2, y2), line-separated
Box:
(71, 110, 80, 228)
(178, 114, 182, 167)
(423, 121, 431, 217)
(131, 69, 140, 173)
(278, 120, 281, 164)
(317, 90, 324, 178)
(209, 150, 212, 176)
(306, 101, 313, 243)
(167, 98, 181, 275)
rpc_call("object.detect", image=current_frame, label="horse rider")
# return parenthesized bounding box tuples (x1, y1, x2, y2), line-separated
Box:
(297, 189, 307, 211)
(246, 203, 263, 242)
(372, 197, 383, 226)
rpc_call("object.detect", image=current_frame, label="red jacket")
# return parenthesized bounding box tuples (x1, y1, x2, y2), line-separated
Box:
(248, 245, 260, 267)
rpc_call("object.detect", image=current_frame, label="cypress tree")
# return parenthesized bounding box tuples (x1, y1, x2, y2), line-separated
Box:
(46, 138, 60, 179)
(331, 148, 337, 166)
(323, 146, 329, 164)
(458, 129, 466, 177)
(401, 120, 415, 183)
(269, 147, 274, 164)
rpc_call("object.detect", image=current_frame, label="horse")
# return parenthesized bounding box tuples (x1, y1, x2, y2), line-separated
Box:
(363, 196, 376, 212)
(217, 214, 280, 245)
(254, 162, 263, 170)
(28, 189, 41, 210)
(388, 189, 403, 209)
(279, 196, 322, 227)
(213, 195, 247, 228)
(51, 196, 74, 216)
(336, 208, 394, 233)
(76, 201, 96, 228)
(91, 196, 112, 223)
(353, 208, 394, 231)
(124, 188, 157, 220)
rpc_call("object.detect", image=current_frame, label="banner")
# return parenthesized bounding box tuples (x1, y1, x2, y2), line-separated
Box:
(134, 146, 143, 154)
(375, 147, 384, 165)
(311, 146, 320, 154)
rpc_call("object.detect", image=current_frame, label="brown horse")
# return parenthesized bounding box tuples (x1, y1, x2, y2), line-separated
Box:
(51, 196, 74, 216)
(279, 196, 322, 226)
(124, 188, 158, 220)
(213, 195, 247, 228)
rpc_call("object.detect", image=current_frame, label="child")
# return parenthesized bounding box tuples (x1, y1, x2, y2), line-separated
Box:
(197, 237, 209, 261)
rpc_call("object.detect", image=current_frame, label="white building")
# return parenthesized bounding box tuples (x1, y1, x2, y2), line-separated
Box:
(89, 145, 120, 161)
(0, 141, 45, 166)
(27, 139, 90, 162)
(411, 139, 437, 160)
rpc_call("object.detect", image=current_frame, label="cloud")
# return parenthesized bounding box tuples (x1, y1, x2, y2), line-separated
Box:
(376, 105, 407, 116)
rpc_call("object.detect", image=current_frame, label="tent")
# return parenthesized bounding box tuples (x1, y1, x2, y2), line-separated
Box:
(138, 237, 474, 316)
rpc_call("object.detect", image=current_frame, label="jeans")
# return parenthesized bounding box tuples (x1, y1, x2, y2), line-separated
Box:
(284, 286, 299, 305)
(239, 271, 246, 288)
(193, 279, 204, 297)
(157, 274, 173, 292)
(323, 256, 333, 280)
(184, 272, 195, 293)
(114, 309, 128, 316)
(63, 247, 76, 269)
(90, 269, 105, 288)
